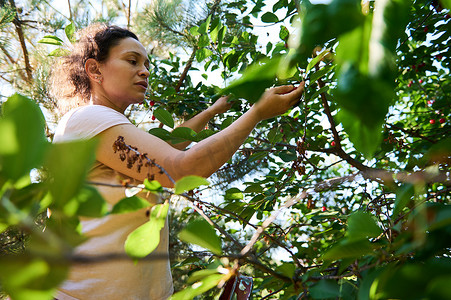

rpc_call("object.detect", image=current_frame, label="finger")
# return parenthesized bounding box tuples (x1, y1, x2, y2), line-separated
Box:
(271, 85, 296, 95)
(280, 82, 305, 100)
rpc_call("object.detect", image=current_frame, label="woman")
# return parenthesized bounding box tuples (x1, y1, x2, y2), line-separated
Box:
(51, 23, 304, 299)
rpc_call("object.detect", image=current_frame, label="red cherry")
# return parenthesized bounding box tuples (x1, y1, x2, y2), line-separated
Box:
(294, 117, 298, 121)
(419, 79, 423, 84)
(427, 100, 434, 105)
(322, 206, 327, 212)
(149, 100, 155, 106)
(439, 118, 446, 124)
(424, 26, 428, 32)
(152, 115, 156, 121)
(430, 119, 436, 124)
(436, 55, 443, 60)
(408, 81, 413, 87)
(331, 141, 336, 147)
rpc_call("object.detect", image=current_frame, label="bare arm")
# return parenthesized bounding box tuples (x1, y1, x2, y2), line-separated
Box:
(96, 84, 304, 187)
(169, 96, 232, 150)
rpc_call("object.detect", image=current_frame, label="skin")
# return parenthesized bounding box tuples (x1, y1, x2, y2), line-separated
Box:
(85, 37, 305, 187)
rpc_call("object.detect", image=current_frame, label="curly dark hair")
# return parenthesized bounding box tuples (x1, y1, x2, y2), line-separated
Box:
(49, 23, 139, 113)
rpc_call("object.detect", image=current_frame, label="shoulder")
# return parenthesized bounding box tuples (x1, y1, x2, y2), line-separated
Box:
(54, 105, 131, 142)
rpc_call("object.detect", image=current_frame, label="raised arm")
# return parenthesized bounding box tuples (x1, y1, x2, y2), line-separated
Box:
(96, 84, 304, 187)
(169, 96, 232, 150)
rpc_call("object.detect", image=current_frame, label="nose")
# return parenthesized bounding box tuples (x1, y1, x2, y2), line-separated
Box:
(139, 67, 150, 78)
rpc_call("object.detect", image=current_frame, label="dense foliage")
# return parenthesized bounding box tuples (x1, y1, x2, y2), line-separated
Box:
(1, 0, 450, 299)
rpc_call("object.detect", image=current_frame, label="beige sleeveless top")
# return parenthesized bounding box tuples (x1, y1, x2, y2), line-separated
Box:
(53, 105, 173, 300)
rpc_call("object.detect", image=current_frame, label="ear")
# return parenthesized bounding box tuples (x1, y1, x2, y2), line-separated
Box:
(85, 58, 102, 81)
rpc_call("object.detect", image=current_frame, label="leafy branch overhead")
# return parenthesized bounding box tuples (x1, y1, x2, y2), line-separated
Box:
(0, 0, 450, 299)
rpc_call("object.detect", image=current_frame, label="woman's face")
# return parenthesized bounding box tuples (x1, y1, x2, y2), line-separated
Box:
(97, 37, 150, 111)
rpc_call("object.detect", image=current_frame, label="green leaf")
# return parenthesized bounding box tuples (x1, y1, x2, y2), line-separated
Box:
(441, 0, 451, 10)
(306, 48, 330, 74)
(0, 94, 48, 180)
(170, 273, 225, 300)
(276, 263, 296, 278)
(143, 179, 163, 193)
(248, 151, 267, 162)
(45, 139, 97, 207)
(38, 35, 63, 46)
(224, 187, 243, 200)
(210, 19, 221, 43)
(217, 25, 227, 50)
(220, 57, 281, 103)
(48, 48, 71, 57)
(171, 127, 197, 142)
(279, 25, 289, 41)
(279, 149, 297, 162)
(310, 279, 341, 299)
(72, 185, 108, 218)
(198, 15, 211, 35)
(0, 255, 68, 300)
(194, 129, 216, 142)
(298, 0, 364, 56)
(0, 223, 8, 233)
(196, 48, 213, 62)
(148, 127, 171, 140)
(309, 85, 329, 101)
(424, 137, 451, 164)
(187, 268, 222, 284)
(189, 26, 200, 36)
(197, 35, 210, 50)
(174, 176, 210, 195)
(244, 184, 263, 193)
(111, 196, 151, 214)
(178, 219, 222, 255)
(261, 12, 279, 23)
(267, 127, 283, 144)
(346, 211, 382, 241)
(153, 107, 174, 128)
(65, 23, 76, 43)
(309, 64, 334, 83)
(323, 239, 373, 260)
(337, 108, 383, 159)
(393, 184, 414, 218)
(336, 64, 387, 120)
(124, 203, 169, 259)
(359, 259, 451, 300)
(332, 0, 410, 159)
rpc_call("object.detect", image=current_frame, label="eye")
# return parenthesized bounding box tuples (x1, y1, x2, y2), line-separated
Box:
(128, 59, 137, 65)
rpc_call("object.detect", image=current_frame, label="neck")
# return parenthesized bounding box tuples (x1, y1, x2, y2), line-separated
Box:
(90, 93, 127, 113)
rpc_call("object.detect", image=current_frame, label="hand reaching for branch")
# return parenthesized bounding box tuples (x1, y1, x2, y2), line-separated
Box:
(208, 96, 233, 115)
(251, 83, 305, 121)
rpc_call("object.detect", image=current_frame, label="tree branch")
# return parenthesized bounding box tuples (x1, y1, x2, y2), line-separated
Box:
(175, 47, 197, 92)
(174, 0, 221, 92)
(9, 0, 32, 83)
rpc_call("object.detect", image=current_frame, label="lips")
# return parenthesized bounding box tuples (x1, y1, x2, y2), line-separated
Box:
(136, 81, 148, 90)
